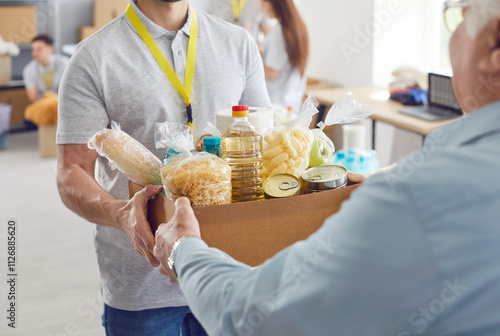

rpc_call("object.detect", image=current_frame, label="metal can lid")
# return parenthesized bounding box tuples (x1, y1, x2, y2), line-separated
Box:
(263, 173, 301, 198)
(301, 165, 348, 190)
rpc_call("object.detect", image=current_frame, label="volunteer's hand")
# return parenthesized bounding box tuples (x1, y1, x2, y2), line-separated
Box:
(154, 197, 201, 283)
(347, 171, 368, 184)
(117, 184, 164, 267)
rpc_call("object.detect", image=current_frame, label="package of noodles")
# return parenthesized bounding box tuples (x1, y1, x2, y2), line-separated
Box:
(262, 95, 318, 179)
(155, 122, 231, 206)
(88, 121, 162, 186)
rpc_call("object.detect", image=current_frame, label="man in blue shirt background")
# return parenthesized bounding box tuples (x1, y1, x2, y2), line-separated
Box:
(152, 0, 500, 335)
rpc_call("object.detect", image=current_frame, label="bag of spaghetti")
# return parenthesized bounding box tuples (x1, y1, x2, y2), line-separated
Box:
(155, 122, 231, 206)
(262, 95, 319, 180)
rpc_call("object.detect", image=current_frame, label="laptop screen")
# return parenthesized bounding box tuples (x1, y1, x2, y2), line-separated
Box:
(428, 73, 463, 115)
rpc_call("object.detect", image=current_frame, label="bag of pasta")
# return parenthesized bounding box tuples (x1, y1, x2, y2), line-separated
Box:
(155, 122, 231, 206)
(262, 95, 318, 179)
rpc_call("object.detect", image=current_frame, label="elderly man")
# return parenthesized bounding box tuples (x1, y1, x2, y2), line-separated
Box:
(153, 0, 500, 335)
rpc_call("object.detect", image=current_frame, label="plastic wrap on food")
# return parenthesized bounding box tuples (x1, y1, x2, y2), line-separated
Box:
(88, 121, 162, 186)
(262, 95, 318, 179)
(308, 92, 376, 168)
(161, 152, 231, 206)
(155, 121, 232, 206)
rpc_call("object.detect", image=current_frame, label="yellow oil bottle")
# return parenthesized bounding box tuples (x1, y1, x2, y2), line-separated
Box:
(221, 105, 264, 202)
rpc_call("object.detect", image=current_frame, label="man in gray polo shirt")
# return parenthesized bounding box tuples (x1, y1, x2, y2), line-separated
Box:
(23, 35, 69, 102)
(56, 0, 270, 334)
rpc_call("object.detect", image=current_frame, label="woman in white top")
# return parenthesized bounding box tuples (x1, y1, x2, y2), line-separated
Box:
(260, 0, 309, 114)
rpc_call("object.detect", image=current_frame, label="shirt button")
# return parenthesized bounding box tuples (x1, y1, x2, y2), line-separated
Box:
(167, 35, 174, 41)
(177, 51, 182, 56)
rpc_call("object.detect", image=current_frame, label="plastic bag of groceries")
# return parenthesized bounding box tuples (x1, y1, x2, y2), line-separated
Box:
(155, 121, 231, 206)
(262, 95, 318, 180)
(88, 121, 162, 186)
(308, 92, 376, 168)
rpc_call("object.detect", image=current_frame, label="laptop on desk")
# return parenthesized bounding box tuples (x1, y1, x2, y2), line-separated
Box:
(399, 73, 463, 121)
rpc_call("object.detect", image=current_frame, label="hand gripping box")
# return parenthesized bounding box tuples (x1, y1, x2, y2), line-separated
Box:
(129, 182, 359, 267)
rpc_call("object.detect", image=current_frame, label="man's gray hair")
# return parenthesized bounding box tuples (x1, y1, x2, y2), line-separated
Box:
(467, 0, 500, 38)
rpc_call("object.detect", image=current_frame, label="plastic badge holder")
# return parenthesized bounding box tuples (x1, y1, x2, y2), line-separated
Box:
(88, 121, 162, 186)
(262, 94, 319, 180)
(154, 121, 231, 206)
(311, 92, 376, 168)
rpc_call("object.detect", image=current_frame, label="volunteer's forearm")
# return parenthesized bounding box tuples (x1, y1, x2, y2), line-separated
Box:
(57, 165, 125, 228)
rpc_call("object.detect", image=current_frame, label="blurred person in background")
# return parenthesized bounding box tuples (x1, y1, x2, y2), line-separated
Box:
(260, 0, 308, 114)
(23, 35, 69, 103)
(206, 0, 273, 42)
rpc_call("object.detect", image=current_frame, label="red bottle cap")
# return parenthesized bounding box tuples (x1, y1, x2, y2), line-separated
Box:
(232, 105, 249, 117)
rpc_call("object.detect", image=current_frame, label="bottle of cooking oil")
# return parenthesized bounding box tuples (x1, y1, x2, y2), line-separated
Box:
(221, 105, 264, 202)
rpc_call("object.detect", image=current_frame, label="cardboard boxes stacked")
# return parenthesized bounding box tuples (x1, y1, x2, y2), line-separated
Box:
(0, 6, 37, 84)
(80, 0, 129, 41)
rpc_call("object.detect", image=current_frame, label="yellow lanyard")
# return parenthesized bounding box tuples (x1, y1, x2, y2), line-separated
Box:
(40, 70, 54, 90)
(126, 4, 198, 128)
(231, 0, 247, 25)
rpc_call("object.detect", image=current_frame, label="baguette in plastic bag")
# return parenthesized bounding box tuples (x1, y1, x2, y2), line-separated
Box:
(88, 121, 162, 186)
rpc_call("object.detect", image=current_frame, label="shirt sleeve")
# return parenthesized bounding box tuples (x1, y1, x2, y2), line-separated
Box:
(240, 30, 272, 107)
(56, 46, 110, 145)
(22, 63, 37, 89)
(263, 25, 288, 71)
(175, 174, 441, 336)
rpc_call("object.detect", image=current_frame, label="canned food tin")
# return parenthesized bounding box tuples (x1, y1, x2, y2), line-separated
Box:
(301, 165, 348, 192)
(263, 173, 301, 198)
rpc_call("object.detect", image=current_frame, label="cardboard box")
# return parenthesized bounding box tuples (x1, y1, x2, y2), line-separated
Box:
(79, 26, 101, 41)
(0, 88, 31, 127)
(38, 125, 57, 158)
(0, 55, 11, 84)
(93, 0, 128, 28)
(129, 182, 359, 266)
(0, 6, 37, 43)
(0, 103, 12, 149)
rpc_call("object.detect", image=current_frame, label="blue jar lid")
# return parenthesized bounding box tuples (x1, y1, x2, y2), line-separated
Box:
(203, 136, 221, 146)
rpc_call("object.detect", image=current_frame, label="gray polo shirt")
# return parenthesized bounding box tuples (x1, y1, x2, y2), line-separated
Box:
(23, 54, 69, 97)
(57, 0, 270, 311)
(206, 0, 273, 41)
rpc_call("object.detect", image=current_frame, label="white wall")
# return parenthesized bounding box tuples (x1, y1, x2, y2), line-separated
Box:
(298, 0, 445, 167)
(297, 0, 375, 87)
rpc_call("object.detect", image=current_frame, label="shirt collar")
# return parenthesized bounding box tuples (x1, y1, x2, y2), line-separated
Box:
(426, 100, 500, 148)
(127, 0, 199, 39)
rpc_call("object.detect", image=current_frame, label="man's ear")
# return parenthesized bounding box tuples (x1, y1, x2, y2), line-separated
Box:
(479, 16, 500, 73)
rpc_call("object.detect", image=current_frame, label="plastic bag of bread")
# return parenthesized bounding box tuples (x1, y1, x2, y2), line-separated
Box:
(88, 121, 162, 186)
(155, 122, 231, 206)
(262, 95, 318, 180)
(309, 92, 376, 168)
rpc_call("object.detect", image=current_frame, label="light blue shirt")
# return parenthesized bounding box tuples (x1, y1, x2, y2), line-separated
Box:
(175, 100, 500, 335)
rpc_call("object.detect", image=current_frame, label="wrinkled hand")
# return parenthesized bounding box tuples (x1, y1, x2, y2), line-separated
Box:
(347, 171, 368, 184)
(117, 185, 163, 267)
(154, 197, 201, 283)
